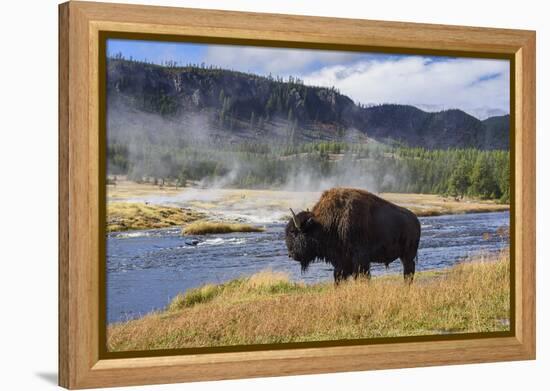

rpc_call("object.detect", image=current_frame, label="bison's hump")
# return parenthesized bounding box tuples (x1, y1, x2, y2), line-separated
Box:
(314, 188, 387, 214)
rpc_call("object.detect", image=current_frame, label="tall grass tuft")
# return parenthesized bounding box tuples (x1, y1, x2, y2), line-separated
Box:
(182, 221, 265, 235)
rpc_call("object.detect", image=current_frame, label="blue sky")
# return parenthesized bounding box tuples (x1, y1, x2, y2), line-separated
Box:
(107, 39, 510, 119)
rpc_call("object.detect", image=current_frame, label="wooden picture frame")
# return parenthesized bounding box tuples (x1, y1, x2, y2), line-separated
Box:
(59, 1, 536, 388)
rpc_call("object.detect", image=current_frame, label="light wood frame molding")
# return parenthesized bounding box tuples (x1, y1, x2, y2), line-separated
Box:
(59, 1, 536, 388)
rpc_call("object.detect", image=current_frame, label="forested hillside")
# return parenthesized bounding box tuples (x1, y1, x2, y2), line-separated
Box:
(107, 56, 510, 150)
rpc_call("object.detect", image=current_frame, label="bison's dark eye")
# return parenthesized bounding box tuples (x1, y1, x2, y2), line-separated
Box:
(303, 217, 315, 231)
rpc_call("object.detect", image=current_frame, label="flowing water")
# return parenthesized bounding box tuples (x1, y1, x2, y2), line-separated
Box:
(106, 210, 509, 324)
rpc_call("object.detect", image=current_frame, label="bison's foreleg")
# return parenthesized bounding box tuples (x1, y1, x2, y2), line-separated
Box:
(333, 268, 345, 284)
(352, 262, 371, 280)
(333, 263, 353, 285)
(351, 251, 371, 280)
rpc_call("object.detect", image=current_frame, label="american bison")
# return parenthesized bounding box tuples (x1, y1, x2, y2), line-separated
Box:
(285, 188, 421, 283)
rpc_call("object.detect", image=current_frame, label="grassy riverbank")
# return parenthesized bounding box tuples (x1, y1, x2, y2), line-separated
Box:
(107, 250, 510, 352)
(107, 202, 205, 232)
(381, 192, 509, 217)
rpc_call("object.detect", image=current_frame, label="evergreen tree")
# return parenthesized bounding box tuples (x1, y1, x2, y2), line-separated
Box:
(470, 154, 500, 199)
(249, 111, 256, 130)
(497, 153, 510, 202)
(266, 95, 275, 117)
(448, 158, 471, 198)
(258, 116, 265, 133)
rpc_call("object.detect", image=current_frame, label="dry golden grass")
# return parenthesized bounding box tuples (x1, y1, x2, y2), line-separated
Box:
(107, 250, 510, 351)
(246, 270, 290, 289)
(107, 179, 184, 201)
(381, 193, 508, 216)
(107, 202, 205, 232)
(182, 221, 265, 235)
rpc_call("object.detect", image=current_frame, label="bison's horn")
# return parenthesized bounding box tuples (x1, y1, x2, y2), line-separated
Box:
(289, 208, 300, 230)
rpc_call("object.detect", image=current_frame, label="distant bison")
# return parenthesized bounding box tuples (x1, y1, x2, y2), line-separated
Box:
(285, 188, 421, 283)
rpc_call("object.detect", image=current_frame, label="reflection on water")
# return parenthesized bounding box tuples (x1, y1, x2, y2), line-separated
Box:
(107, 211, 509, 323)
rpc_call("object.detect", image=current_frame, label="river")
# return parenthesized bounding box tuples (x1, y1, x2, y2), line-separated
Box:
(106, 211, 509, 324)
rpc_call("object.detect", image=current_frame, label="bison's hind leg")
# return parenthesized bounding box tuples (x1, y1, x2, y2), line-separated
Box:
(400, 256, 416, 284)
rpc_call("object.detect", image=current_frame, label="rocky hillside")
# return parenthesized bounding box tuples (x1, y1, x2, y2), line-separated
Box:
(107, 58, 509, 150)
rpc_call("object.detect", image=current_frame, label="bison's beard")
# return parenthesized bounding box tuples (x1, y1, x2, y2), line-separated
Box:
(286, 233, 320, 274)
(300, 259, 312, 273)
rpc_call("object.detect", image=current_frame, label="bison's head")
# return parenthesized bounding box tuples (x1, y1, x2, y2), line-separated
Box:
(285, 208, 321, 272)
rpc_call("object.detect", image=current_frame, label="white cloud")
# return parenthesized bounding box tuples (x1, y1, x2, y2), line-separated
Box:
(300, 56, 510, 118)
(204, 45, 360, 75)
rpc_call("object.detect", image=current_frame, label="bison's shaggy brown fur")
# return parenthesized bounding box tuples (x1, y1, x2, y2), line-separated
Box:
(312, 188, 390, 245)
(285, 188, 421, 283)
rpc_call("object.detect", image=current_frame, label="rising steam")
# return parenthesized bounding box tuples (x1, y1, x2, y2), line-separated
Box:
(107, 96, 398, 198)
